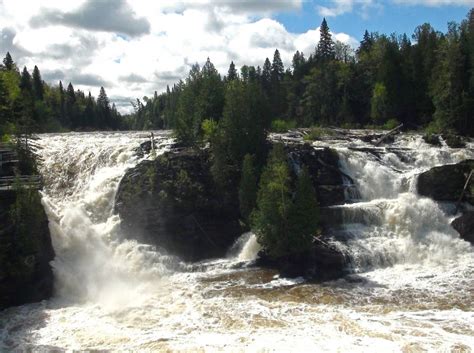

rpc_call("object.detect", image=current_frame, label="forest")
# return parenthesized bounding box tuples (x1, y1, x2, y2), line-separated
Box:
(0, 53, 123, 138)
(1, 9, 473, 140)
(130, 10, 473, 139)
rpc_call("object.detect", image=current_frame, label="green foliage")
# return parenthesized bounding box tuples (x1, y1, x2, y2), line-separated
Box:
(370, 82, 389, 123)
(252, 145, 320, 258)
(239, 154, 258, 224)
(270, 119, 297, 133)
(303, 126, 334, 141)
(210, 80, 269, 189)
(201, 119, 218, 142)
(251, 144, 292, 258)
(288, 167, 319, 253)
(383, 118, 400, 130)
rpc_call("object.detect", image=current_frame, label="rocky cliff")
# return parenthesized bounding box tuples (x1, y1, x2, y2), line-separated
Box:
(0, 188, 54, 310)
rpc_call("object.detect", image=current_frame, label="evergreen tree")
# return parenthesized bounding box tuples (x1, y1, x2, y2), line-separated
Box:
(251, 144, 292, 258)
(288, 166, 319, 253)
(2, 52, 15, 71)
(19, 67, 32, 92)
(239, 154, 258, 224)
(227, 61, 238, 81)
(32, 66, 44, 101)
(261, 58, 272, 95)
(97, 86, 111, 128)
(271, 49, 284, 83)
(316, 18, 335, 62)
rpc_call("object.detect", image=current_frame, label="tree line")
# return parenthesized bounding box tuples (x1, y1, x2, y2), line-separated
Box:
(130, 10, 474, 138)
(0, 53, 123, 138)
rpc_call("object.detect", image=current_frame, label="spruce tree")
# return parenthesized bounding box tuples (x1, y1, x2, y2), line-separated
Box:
(2, 52, 14, 71)
(288, 167, 319, 253)
(19, 67, 32, 92)
(252, 144, 292, 258)
(271, 49, 284, 83)
(227, 61, 238, 81)
(261, 58, 272, 94)
(316, 18, 335, 62)
(239, 154, 258, 224)
(32, 66, 44, 100)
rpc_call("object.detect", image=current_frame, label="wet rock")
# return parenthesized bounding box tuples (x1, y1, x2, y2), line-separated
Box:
(422, 134, 441, 147)
(256, 238, 348, 281)
(115, 148, 242, 262)
(441, 133, 466, 148)
(417, 160, 474, 203)
(286, 144, 347, 207)
(0, 189, 54, 310)
(451, 211, 474, 244)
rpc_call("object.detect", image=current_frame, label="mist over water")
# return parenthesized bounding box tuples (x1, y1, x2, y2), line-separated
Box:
(1, 131, 473, 352)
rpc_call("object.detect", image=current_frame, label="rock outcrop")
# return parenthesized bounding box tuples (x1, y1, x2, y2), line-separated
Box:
(115, 148, 243, 262)
(417, 160, 473, 203)
(256, 238, 348, 280)
(452, 211, 474, 244)
(0, 189, 54, 310)
(115, 142, 350, 280)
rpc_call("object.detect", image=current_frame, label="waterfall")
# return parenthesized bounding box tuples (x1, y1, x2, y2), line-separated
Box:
(35, 131, 175, 304)
(330, 134, 474, 272)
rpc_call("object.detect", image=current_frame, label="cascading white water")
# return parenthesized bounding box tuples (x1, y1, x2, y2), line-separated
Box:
(332, 134, 474, 273)
(1, 131, 473, 352)
(36, 131, 176, 304)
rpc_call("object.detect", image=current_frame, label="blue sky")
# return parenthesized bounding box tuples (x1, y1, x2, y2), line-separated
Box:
(276, 0, 472, 41)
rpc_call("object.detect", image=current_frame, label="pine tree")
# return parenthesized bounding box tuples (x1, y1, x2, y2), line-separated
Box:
(316, 18, 335, 62)
(227, 61, 238, 81)
(239, 154, 258, 224)
(261, 58, 272, 94)
(32, 66, 44, 100)
(2, 52, 15, 71)
(19, 67, 32, 92)
(97, 86, 111, 128)
(271, 49, 284, 83)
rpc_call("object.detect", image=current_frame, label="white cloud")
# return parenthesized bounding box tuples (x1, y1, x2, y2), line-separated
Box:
(392, 0, 473, 5)
(317, 0, 381, 18)
(0, 0, 357, 112)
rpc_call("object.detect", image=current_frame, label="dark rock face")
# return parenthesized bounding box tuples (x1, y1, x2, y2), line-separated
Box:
(452, 211, 474, 244)
(256, 238, 348, 281)
(115, 148, 243, 262)
(0, 189, 54, 310)
(286, 144, 347, 207)
(417, 160, 474, 203)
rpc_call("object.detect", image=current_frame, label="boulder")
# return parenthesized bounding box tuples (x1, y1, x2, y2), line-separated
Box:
(452, 211, 474, 244)
(256, 238, 348, 281)
(115, 148, 243, 262)
(0, 189, 54, 310)
(417, 160, 474, 203)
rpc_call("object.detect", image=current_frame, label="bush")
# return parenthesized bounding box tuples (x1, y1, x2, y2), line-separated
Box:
(383, 118, 400, 130)
(303, 126, 334, 141)
(271, 119, 297, 133)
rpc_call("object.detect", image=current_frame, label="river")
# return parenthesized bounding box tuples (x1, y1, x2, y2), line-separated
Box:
(0, 130, 473, 352)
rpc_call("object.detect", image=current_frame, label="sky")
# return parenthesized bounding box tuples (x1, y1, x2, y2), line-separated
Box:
(0, 0, 471, 113)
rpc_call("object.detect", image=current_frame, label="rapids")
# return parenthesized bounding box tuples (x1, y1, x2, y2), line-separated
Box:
(0, 131, 473, 352)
